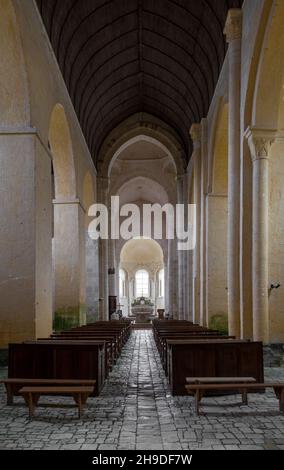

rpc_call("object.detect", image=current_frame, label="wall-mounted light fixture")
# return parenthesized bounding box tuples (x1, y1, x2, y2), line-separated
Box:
(270, 283, 281, 290)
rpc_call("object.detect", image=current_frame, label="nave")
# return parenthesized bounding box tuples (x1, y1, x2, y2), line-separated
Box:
(2, 0, 284, 454)
(1, 330, 284, 451)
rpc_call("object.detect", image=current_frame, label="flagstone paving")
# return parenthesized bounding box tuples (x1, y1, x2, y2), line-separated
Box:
(1, 330, 284, 450)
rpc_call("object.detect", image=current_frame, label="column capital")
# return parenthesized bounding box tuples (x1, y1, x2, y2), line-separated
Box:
(224, 9, 242, 43)
(97, 175, 110, 189)
(190, 123, 202, 151)
(53, 197, 80, 205)
(201, 117, 208, 133)
(177, 172, 187, 182)
(244, 127, 277, 162)
(97, 175, 110, 203)
(190, 123, 201, 142)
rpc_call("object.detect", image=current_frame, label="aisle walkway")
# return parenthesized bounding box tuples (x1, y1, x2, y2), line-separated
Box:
(1, 331, 284, 450)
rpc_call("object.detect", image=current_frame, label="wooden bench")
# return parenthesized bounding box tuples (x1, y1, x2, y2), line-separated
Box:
(185, 380, 284, 415)
(19, 386, 94, 419)
(185, 377, 256, 413)
(1, 378, 96, 406)
(167, 340, 263, 395)
(8, 342, 105, 395)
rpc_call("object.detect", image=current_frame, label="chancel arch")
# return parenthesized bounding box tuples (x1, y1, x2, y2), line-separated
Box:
(106, 136, 174, 320)
(97, 113, 185, 178)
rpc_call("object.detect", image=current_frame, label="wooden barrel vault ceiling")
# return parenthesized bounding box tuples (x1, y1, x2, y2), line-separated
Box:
(37, 0, 243, 165)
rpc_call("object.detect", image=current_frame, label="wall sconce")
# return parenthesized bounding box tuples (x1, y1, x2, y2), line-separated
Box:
(270, 283, 281, 290)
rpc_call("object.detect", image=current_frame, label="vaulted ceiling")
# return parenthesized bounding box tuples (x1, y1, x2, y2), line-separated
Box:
(37, 0, 243, 165)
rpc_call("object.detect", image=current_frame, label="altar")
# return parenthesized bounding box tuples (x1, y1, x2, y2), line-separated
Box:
(130, 297, 155, 323)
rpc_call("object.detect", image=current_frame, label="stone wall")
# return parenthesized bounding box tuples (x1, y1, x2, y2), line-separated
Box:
(263, 344, 284, 367)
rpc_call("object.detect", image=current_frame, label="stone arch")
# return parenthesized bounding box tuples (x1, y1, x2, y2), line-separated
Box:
(212, 103, 229, 194)
(0, 0, 53, 346)
(113, 176, 169, 262)
(206, 100, 229, 330)
(207, 97, 228, 193)
(252, 1, 284, 129)
(117, 176, 170, 206)
(238, 4, 274, 341)
(108, 135, 177, 204)
(119, 237, 164, 317)
(243, 0, 273, 131)
(49, 104, 76, 199)
(111, 171, 174, 202)
(49, 104, 84, 329)
(120, 237, 165, 264)
(0, 0, 30, 127)
(97, 113, 186, 177)
(243, 1, 284, 343)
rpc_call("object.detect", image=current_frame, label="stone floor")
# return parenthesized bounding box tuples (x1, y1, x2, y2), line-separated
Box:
(0, 330, 284, 450)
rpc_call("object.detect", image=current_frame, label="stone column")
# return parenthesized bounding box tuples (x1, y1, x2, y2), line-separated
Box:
(177, 174, 186, 320)
(182, 173, 189, 321)
(200, 118, 208, 326)
(85, 231, 99, 324)
(97, 176, 109, 321)
(190, 123, 202, 324)
(0, 129, 52, 347)
(53, 198, 86, 327)
(164, 263, 169, 314)
(167, 237, 178, 319)
(108, 239, 117, 316)
(245, 128, 276, 342)
(186, 166, 194, 323)
(114, 246, 120, 309)
(224, 9, 242, 337)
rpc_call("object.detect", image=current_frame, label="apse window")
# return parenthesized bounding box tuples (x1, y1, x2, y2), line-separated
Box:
(119, 269, 126, 297)
(159, 269, 165, 297)
(135, 270, 149, 297)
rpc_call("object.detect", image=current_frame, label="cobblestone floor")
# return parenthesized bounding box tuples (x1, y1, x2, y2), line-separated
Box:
(1, 330, 284, 450)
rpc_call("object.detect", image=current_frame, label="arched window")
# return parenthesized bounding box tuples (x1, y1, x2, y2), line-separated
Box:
(135, 270, 149, 297)
(119, 269, 126, 298)
(158, 269, 165, 297)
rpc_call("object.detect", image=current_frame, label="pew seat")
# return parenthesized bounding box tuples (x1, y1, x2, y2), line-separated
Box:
(185, 381, 284, 415)
(1, 378, 96, 405)
(19, 385, 94, 418)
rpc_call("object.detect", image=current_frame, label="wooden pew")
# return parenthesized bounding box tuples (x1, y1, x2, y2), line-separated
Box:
(8, 341, 105, 396)
(160, 335, 235, 372)
(152, 320, 226, 366)
(79, 320, 131, 345)
(53, 331, 122, 354)
(185, 381, 284, 415)
(19, 385, 94, 419)
(48, 334, 118, 369)
(1, 378, 96, 406)
(167, 339, 264, 395)
(35, 338, 113, 377)
(7, 320, 131, 404)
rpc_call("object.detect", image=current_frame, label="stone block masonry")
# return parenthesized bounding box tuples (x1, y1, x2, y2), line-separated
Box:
(0, 331, 284, 450)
